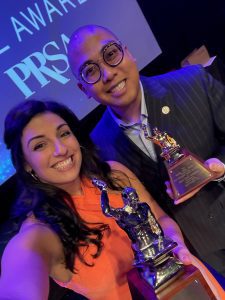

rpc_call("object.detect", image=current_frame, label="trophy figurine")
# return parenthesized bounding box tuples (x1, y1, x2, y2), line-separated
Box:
(142, 126, 216, 200)
(92, 178, 183, 289)
(92, 179, 216, 299)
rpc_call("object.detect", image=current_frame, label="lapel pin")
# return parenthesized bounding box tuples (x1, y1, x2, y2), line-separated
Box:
(162, 106, 170, 114)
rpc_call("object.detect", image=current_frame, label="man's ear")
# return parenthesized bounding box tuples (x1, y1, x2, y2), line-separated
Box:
(124, 46, 137, 62)
(77, 83, 92, 99)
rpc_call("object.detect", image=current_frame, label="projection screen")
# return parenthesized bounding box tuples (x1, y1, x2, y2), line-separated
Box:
(0, 0, 161, 184)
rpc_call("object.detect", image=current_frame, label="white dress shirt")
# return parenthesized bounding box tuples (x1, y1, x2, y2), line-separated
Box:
(108, 82, 157, 161)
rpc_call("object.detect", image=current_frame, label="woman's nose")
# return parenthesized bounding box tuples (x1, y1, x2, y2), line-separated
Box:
(53, 140, 68, 156)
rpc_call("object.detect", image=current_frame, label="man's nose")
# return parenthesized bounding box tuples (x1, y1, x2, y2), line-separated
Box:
(53, 140, 68, 156)
(101, 64, 117, 83)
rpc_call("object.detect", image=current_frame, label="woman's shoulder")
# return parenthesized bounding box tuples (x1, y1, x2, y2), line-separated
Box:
(19, 215, 62, 251)
(0, 217, 70, 298)
(107, 160, 139, 185)
(4, 216, 65, 268)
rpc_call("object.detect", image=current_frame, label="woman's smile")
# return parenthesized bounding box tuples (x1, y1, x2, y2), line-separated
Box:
(52, 155, 74, 171)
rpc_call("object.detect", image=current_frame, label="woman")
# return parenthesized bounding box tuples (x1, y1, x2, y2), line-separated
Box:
(0, 100, 216, 299)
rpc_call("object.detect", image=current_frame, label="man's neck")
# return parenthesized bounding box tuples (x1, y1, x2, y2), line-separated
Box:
(113, 103, 141, 124)
(111, 90, 142, 124)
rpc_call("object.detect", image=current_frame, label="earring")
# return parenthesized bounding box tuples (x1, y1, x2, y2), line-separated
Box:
(29, 170, 39, 181)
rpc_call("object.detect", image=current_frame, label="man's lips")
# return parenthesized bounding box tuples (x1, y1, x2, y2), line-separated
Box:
(107, 80, 126, 93)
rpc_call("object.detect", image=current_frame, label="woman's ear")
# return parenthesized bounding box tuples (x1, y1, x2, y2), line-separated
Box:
(24, 161, 32, 173)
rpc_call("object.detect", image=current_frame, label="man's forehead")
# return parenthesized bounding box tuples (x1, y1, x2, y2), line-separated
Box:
(78, 30, 116, 50)
(78, 26, 116, 40)
(68, 26, 118, 73)
(75, 34, 116, 64)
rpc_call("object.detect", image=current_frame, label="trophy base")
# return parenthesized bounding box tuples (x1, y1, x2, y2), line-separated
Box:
(138, 256, 183, 289)
(133, 238, 177, 266)
(166, 153, 215, 199)
(127, 265, 216, 300)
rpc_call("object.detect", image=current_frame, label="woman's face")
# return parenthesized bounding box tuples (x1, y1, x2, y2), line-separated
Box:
(21, 112, 82, 194)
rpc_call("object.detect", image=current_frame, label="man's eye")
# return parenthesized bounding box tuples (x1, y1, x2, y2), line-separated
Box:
(85, 65, 97, 76)
(105, 47, 119, 62)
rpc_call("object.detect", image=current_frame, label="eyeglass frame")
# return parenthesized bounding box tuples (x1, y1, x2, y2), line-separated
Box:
(78, 41, 124, 84)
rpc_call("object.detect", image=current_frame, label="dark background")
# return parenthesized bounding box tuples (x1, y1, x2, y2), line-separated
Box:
(137, 0, 225, 75)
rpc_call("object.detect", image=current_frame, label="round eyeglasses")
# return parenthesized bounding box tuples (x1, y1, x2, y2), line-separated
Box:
(80, 42, 124, 84)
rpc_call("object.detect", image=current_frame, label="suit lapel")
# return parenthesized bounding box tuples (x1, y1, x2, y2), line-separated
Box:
(141, 76, 176, 136)
(141, 76, 180, 166)
(103, 109, 158, 168)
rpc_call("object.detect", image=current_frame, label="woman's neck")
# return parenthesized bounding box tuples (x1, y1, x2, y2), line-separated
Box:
(56, 177, 83, 196)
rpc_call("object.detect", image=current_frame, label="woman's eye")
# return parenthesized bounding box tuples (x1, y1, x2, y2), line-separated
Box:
(33, 142, 46, 151)
(60, 130, 71, 138)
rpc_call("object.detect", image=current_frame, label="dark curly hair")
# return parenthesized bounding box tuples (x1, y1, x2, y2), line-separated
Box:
(4, 99, 123, 272)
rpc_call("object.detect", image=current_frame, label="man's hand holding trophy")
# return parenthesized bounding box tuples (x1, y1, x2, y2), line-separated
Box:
(142, 125, 225, 204)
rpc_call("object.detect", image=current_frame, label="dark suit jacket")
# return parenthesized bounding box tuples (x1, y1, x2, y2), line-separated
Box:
(91, 65, 225, 276)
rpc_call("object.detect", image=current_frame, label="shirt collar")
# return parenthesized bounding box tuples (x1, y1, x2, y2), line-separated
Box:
(108, 81, 148, 127)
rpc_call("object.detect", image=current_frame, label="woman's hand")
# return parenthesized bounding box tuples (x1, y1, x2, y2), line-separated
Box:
(172, 244, 193, 265)
(158, 215, 192, 265)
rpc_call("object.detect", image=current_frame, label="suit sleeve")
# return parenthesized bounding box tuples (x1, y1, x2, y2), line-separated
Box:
(202, 66, 225, 162)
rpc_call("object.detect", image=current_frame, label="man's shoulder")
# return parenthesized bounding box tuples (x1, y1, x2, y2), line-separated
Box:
(164, 64, 206, 80)
(90, 109, 119, 143)
(141, 65, 206, 84)
(90, 109, 126, 161)
(141, 65, 207, 93)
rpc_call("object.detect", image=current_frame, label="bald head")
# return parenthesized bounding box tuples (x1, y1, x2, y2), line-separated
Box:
(68, 25, 119, 77)
(69, 25, 118, 46)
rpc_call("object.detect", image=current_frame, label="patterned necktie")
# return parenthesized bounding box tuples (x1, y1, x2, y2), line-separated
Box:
(140, 120, 157, 162)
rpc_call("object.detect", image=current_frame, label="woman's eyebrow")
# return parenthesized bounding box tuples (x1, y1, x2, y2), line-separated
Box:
(27, 135, 45, 147)
(27, 123, 69, 147)
(56, 123, 68, 131)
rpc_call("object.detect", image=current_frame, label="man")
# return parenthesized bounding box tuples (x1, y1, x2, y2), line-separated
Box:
(68, 25, 225, 276)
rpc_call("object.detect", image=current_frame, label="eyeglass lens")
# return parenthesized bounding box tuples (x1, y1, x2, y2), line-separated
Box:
(81, 43, 123, 84)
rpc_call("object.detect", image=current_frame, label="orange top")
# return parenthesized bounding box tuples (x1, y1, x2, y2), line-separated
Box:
(58, 178, 134, 300)
(56, 178, 225, 299)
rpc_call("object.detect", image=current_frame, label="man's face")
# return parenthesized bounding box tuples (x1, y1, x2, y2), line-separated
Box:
(70, 29, 141, 113)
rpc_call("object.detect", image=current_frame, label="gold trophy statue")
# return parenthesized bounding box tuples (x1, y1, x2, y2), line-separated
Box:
(142, 126, 216, 200)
